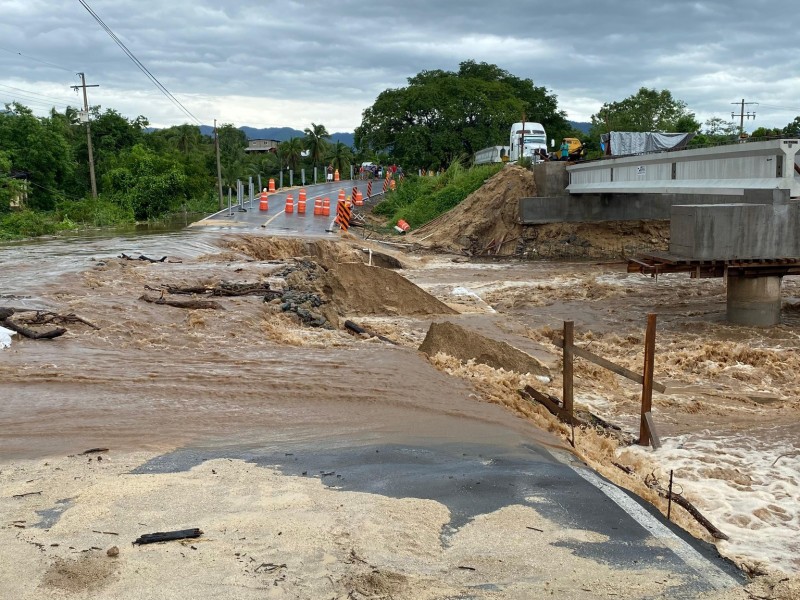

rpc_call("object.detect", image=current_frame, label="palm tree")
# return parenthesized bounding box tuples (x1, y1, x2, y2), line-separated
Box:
(326, 141, 353, 175)
(166, 124, 202, 155)
(303, 122, 330, 175)
(278, 137, 304, 172)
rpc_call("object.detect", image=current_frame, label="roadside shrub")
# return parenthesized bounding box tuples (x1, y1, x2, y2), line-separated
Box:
(375, 161, 503, 228)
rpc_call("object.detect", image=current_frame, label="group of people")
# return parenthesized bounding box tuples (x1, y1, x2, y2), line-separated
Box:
(358, 164, 402, 180)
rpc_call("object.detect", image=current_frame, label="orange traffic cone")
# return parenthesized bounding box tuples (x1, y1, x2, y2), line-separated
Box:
(268, 178, 276, 192)
(390, 179, 397, 191)
(285, 193, 294, 214)
(397, 219, 410, 233)
(259, 188, 269, 211)
(313, 197, 323, 216)
(354, 190, 364, 206)
(299, 188, 307, 202)
(334, 169, 340, 182)
(298, 195, 306, 215)
(322, 197, 330, 217)
(337, 188, 345, 202)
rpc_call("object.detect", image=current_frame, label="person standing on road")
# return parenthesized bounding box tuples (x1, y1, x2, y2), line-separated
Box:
(326, 164, 333, 182)
(560, 140, 570, 160)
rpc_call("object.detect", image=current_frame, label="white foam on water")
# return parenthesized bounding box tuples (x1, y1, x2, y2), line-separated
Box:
(627, 427, 800, 573)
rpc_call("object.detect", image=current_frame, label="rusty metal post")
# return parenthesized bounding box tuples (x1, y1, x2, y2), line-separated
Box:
(639, 313, 657, 446)
(563, 321, 574, 419)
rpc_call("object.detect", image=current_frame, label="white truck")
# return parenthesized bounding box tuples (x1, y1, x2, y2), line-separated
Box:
(508, 122, 548, 162)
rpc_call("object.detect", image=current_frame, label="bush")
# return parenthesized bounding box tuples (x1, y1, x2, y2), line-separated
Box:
(56, 197, 135, 228)
(0, 210, 76, 239)
(374, 161, 503, 227)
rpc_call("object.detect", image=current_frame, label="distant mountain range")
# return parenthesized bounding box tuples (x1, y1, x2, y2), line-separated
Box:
(569, 121, 591, 135)
(198, 125, 354, 147)
(192, 121, 590, 147)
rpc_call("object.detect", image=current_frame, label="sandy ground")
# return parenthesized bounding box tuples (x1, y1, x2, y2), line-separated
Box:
(2, 232, 800, 598)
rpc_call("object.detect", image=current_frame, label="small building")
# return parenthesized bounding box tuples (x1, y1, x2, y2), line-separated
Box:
(245, 139, 280, 154)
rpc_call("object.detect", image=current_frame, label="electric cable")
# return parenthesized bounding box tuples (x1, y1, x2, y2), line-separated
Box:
(77, 0, 203, 126)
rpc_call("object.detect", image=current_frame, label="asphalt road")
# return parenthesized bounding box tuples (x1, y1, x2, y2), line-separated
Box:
(190, 178, 745, 596)
(201, 179, 382, 235)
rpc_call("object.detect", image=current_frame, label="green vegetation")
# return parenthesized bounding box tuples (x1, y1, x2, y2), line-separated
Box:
(355, 61, 578, 171)
(589, 88, 701, 141)
(374, 162, 504, 228)
(5, 64, 797, 241)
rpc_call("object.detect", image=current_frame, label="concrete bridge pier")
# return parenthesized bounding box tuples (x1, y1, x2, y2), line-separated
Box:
(726, 275, 783, 326)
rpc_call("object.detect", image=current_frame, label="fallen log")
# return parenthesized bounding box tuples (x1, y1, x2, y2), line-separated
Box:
(133, 528, 203, 545)
(120, 253, 168, 263)
(645, 473, 729, 540)
(139, 294, 224, 310)
(344, 320, 398, 345)
(147, 281, 279, 298)
(666, 490, 729, 540)
(2, 316, 66, 340)
(522, 385, 582, 426)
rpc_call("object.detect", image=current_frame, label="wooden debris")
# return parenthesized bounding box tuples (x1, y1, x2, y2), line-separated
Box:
(343, 320, 398, 345)
(119, 253, 170, 263)
(81, 448, 109, 455)
(146, 281, 280, 298)
(0, 308, 99, 340)
(133, 528, 203, 545)
(12, 491, 42, 498)
(139, 294, 224, 310)
(645, 473, 729, 540)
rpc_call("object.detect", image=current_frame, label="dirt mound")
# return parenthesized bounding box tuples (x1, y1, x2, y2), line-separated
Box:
(520, 220, 670, 259)
(323, 263, 457, 316)
(419, 321, 549, 377)
(409, 164, 536, 255)
(224, 235, 363, 268)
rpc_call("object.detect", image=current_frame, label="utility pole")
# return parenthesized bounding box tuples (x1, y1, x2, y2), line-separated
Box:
(71, 73, 99, 198)
(731, 98, 757, 136)
(214, 119, 224, 210)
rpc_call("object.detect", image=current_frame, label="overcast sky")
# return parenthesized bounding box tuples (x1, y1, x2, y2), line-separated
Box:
(1, 0, 798, 133)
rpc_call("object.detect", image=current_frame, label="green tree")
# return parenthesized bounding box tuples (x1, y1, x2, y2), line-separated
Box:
(783, 116, 800, 137)
(589, 88, 700, 140)
(326, 141, 353, 174)
(0, 103, 74, 210)
(303, 123, 330, 172)
(164, 124, 203, 154)
(217, 124, 247, 187)
(103, 144, 186, 220)
(355, 61, 568, 169)
(278, 137, 304, 172)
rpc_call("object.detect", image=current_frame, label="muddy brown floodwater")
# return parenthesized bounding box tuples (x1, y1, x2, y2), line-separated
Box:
(1, 228, 799, 596)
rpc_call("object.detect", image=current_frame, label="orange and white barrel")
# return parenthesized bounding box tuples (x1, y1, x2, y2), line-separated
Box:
(285, 193, 294, 214)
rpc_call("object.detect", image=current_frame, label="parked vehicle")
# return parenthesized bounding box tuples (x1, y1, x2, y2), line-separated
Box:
(473, 145, 510, 165)
(509, 122, 548, 161)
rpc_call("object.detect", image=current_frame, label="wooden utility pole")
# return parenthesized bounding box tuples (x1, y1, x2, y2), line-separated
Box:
(731, 98, 757, 136)
(214, 119, 224, 210)
(71, 73, 99, 198)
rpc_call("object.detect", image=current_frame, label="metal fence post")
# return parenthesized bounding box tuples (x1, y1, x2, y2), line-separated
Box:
(301, 168, 305, 186)
(314, 166, 317, 185)
(289, 169, 293, 187)
(279, 171, 283, 189)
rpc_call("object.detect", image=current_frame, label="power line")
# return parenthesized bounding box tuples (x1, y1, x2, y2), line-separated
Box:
(0, 83, 76, 105)
(756, 104, 800, 114)
(77, 0, 203, 126)
(0, 95, 71, 111)
(0, 45, 74, 72)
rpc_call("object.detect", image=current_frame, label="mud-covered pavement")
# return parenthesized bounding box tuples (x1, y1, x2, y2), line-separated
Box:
(1, 230, 799, 599)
